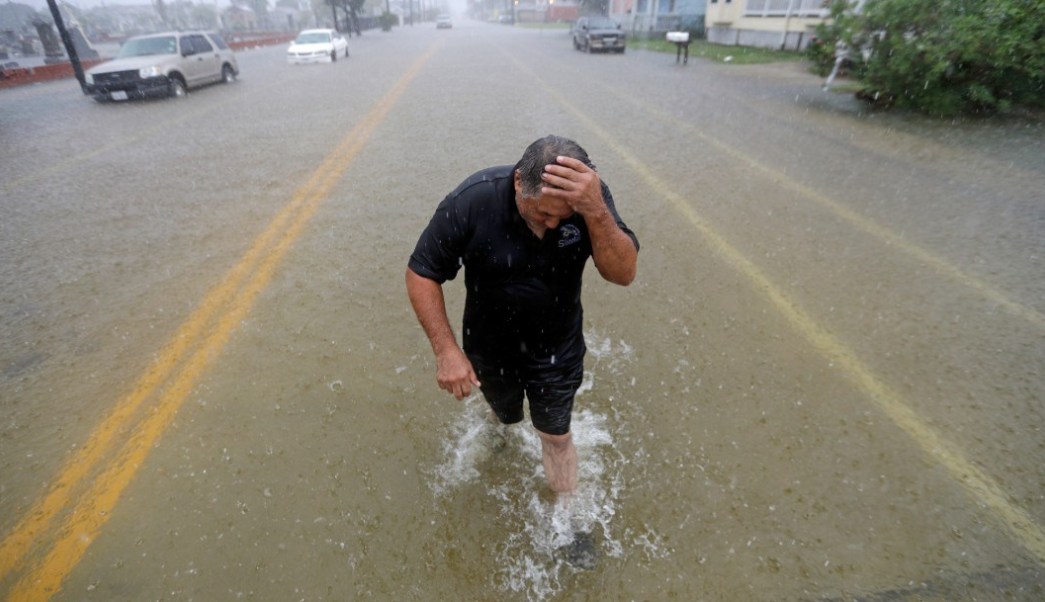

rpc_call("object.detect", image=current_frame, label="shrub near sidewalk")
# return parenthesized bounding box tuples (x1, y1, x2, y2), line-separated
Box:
(812, 0, 1045, 116)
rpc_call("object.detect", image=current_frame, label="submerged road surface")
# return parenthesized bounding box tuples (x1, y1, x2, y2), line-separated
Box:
(1, 20, 1043, 601)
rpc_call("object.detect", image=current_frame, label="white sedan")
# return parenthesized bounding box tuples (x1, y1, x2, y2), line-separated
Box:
(287, 29, 349, 64)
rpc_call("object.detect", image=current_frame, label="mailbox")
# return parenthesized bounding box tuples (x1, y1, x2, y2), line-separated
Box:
(666, 31, 691, 64)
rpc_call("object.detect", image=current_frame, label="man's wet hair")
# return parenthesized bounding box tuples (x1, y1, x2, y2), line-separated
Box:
(514, 135, 595, 198)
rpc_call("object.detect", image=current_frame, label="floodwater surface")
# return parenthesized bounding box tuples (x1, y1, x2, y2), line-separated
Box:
(1, 19, 1043, 602)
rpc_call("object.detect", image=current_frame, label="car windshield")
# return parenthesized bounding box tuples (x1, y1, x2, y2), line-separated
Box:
(115, 36, 177, 58)
(295, 32, 331, 44)
(586, 18, 617, 29)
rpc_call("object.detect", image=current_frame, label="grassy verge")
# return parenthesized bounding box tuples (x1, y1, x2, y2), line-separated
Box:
(630, 38, 804, 64)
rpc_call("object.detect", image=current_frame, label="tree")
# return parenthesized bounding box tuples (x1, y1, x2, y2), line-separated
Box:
(808, 1, 861, 76)
(346, 0, 365, 34)
(811, 0, 1045, 115)
(324, 0, 363, 34)
(190, 3, 219, 29)
(154, 0, 169, 28)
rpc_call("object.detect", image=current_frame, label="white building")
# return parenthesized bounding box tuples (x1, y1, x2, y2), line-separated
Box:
(705, 0, 829, 50)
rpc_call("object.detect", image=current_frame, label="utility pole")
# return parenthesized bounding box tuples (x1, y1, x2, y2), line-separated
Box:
(44, 0, 87, 93)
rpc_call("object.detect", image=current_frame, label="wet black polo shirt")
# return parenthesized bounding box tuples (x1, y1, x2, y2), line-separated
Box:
(408, 165, 638, 370)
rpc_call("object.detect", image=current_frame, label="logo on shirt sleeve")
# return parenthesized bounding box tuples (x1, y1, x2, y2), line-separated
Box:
(557, 224, 581, 248)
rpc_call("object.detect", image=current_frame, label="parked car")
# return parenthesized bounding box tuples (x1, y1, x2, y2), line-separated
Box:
(572, 16, 626, 53)
(287, 29, 349, 64)
(84, 31, 238, 102)
(498, 14, 514, 25)
(436, 14, 453, 29)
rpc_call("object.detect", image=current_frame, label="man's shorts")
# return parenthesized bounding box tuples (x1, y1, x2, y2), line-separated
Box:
(471, 358, 584, 436)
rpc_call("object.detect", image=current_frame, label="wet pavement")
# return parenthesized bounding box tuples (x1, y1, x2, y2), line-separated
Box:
(1, 20, 1043, 601)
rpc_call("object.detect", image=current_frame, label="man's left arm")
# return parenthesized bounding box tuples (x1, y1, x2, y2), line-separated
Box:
(542, 156, 638, 286)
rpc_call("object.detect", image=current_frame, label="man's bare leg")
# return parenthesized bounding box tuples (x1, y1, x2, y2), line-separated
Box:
(538, 430, 577, 494)
(540, 430, 597, 568)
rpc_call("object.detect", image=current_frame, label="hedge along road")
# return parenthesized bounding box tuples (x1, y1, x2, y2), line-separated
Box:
(0, 20, 1043, 602)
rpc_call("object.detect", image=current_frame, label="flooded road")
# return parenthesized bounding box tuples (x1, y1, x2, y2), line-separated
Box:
(1, 20, 1044, 601)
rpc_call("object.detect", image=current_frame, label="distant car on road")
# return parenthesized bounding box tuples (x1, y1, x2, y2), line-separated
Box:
(287, 29, 349, 64)
(498, 14, 514, 25)
(572, 16, 626, 53)
(436, 14, 453, 29)
(84, 31, 238, 102)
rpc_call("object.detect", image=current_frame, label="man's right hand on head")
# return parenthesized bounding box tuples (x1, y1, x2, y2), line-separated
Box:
(436, 347, 481, 400)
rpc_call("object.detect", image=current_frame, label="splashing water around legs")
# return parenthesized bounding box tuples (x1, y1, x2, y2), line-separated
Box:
(426, 332, 646, 599)
(535, 429, 597, 569)
(430, 399, 626, 598)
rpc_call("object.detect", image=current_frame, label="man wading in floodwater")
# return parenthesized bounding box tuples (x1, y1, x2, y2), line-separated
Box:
(405, 135, 639, 564)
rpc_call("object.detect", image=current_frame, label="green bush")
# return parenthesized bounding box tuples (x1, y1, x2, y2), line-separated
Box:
(806, 35, 836, 77)
(807, 0, 852, 76)
(379, 10, 397, 31)
(820, 0, 1045, 115)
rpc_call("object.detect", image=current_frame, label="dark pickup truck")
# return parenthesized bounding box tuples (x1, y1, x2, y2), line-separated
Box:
(572, 17, 627, 54)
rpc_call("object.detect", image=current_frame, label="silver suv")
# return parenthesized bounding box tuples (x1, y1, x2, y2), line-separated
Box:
(85, 31, 238, 102)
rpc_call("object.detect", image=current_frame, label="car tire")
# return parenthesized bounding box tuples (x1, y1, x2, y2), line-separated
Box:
(221, 64, 236, 84)
(168, 75, 187, 99)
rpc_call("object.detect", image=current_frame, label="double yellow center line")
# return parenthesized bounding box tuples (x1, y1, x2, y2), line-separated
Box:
(0, 43, 440, 601)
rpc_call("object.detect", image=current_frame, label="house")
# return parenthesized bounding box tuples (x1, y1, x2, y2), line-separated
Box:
(613, 0, 705, 34)
(705, 0, 829, 50)
(547, 1, 579, 23)
(224, 3, 261, 31)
